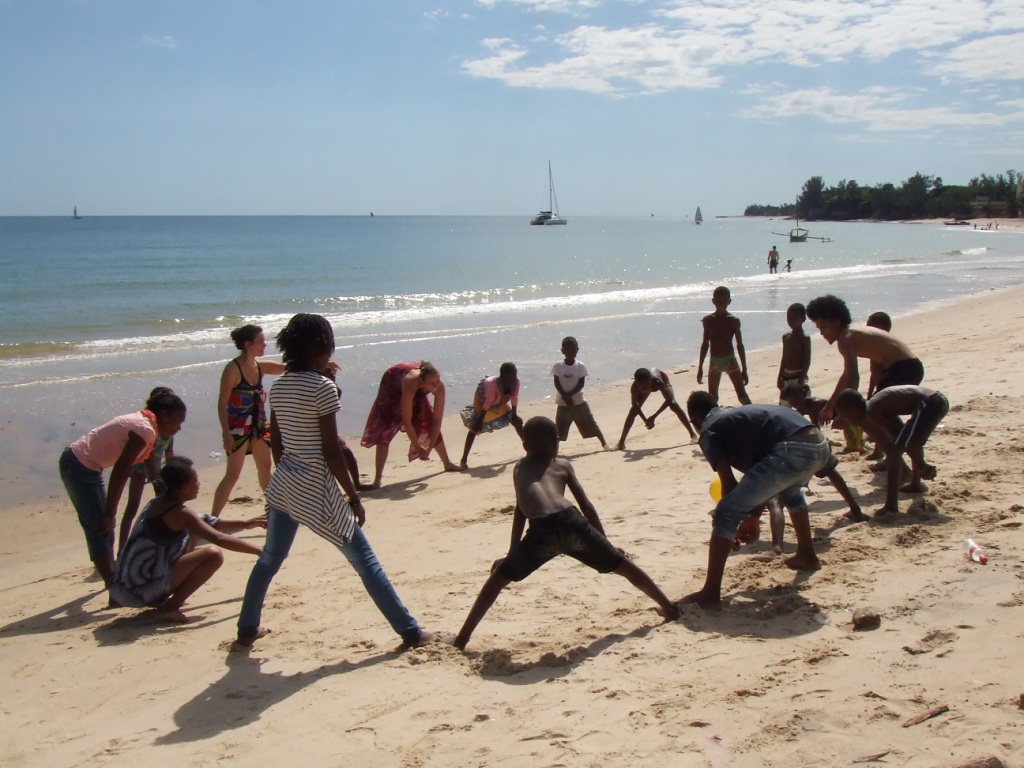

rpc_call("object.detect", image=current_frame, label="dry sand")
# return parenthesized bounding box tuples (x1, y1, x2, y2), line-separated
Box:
(2, 284, 1023, 767)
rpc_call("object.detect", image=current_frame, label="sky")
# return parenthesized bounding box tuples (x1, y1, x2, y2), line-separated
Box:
(1, 0, 1021, 217)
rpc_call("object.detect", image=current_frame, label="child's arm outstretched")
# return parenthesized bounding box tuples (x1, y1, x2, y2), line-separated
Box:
(825, 467, 864, 521)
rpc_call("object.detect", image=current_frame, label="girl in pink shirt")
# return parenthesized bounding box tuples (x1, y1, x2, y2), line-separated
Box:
(59, 390, 187, 587)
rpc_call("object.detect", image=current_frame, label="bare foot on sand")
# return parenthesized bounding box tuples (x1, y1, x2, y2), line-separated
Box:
(443, 463, 464, 473)
(900, 481, 926, 493)
(154, 608, 190, 623)
(655, 604, 682, 621)
(920, 464, 937, 481)
(234, 627, 271, 649)
(783, 554, 821, 571)
(403, 630, 436, 648)
(612, 442, 625, 451)
(844, 507, 868, 522)
(869, 460, 887, 472)
(681, 590, 722, 612)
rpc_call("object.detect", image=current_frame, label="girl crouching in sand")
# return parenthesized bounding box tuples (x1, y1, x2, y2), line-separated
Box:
(109, 456, 265, 622)
(59, 389, 188, 586)
(235, 313, 434, 649)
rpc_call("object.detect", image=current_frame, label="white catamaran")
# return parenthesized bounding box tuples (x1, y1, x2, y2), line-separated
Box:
(530, 162, 567, 225)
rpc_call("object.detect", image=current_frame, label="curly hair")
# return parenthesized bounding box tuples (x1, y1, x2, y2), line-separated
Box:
(276, 314, 335, 372)
(806, 295, 852, 327)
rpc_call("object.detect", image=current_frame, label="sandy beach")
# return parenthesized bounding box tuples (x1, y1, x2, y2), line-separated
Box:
(2, 283, 1023, 767)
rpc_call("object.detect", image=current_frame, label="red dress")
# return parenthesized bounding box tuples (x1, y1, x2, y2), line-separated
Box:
(360, 362, 433, 459)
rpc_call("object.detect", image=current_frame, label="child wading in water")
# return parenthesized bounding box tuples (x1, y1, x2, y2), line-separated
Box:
(110, 456, 265, 622)
(236, 314, 433, 649)
(697, 286, 751, 405)
(454, 416, 679, 650)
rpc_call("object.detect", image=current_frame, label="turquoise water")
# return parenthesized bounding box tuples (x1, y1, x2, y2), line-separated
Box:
(2, 215, 1022, 503)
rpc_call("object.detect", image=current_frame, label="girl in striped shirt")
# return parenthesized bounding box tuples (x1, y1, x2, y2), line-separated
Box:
(236, 314, 433, 649)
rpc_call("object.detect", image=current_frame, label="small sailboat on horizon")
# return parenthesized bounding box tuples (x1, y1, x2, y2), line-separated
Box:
(530, 162, 567, 225)
(73, 206, 81, 220)
(694, 206, 703, 225)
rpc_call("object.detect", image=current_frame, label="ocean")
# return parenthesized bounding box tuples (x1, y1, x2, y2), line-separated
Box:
(2, 215, 1022, 505)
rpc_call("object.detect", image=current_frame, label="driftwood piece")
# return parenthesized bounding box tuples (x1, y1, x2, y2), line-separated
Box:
(901, 704, 949, 727)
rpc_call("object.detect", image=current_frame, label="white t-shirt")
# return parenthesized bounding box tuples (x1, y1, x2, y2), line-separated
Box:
(265, 371, 356, 546)
(551, 360, 589, 406)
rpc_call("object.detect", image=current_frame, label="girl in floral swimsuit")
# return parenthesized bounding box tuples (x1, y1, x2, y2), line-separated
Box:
(210, 325, 286, 518)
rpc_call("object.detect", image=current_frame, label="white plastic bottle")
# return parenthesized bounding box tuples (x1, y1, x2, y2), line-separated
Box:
(964, 538, 988, 564)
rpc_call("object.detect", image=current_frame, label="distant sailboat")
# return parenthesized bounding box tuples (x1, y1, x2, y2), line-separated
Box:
(694, 207, 703, 225)
(530, 162, 567, 225)
(73, 206, 81, 220)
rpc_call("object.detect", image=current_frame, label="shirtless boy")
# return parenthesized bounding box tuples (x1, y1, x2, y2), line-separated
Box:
(453, 416, 679, 650)
(835, 386, 949, 516)
(697, 286, 751, 405)
(777, 303, 811, 404)
(805, 294, 923, 426)
(614, 367, 696, 450)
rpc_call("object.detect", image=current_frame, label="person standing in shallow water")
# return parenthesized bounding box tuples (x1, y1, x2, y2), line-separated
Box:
(211, 325, 285, 518)
(236, 314, 434, 649)
(768, 245, 780, 274)
(360, 361, 461, 489)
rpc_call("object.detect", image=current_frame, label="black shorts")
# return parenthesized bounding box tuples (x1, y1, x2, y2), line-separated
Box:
(877, 358, 925, 391)
(894, 392, 949, 451)
(497, 506, 625, 582)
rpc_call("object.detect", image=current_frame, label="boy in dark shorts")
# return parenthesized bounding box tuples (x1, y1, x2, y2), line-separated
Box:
(835, 386, 949, 516)
(805, 294, 923, 426)
(614, 367, 696, 450)
(776, 303, 811, 404)
(453, 416, 679, 650)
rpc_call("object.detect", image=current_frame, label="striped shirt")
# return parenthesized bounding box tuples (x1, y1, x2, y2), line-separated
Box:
(265, 371, 356, 545)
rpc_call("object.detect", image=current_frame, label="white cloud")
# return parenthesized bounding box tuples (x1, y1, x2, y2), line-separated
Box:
(741, 85, 1024, 132)
(463, 0, 1024, 97)
(926, 32, 1024, 81)
(141, 35, 178, 50)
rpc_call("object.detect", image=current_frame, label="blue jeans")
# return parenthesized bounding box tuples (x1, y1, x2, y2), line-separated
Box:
(59, 447, 113, 561)
(712, 437, 831, 540)
(237, 507, 422, 644)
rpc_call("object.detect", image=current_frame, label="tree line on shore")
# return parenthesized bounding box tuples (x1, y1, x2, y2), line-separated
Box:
(745, 170, 1021, 221)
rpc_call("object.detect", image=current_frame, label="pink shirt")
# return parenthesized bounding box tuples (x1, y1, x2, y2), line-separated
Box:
(478, 376, 519, 411)
(69, 412, 158, 472)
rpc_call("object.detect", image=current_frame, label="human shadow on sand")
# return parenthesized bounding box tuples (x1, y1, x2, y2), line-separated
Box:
(155, 645, 406, 744)
(91, 597, 243, 646)
(676, 583, 826, 640)
(0, 589, 107, 638)
(619, 443, 699, 463)
(461, 617, 667, 685)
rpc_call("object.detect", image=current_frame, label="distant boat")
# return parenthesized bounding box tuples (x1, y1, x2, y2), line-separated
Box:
(694, 207, 703, 225)
(772, 219, 829, 243)
(73, 206, 81, 220)
(944, 219, 970, 226)
(530, 162, 567, 226)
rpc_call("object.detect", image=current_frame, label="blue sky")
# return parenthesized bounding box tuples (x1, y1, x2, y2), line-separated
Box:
(1, 0, 1021, 216)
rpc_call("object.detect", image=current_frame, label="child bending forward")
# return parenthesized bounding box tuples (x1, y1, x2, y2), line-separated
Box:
(454, 416, 679, 650)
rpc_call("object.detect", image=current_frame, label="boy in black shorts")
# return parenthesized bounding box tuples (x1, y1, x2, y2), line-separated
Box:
(835, 386, 949, 516)
(454, 416, 679, 650)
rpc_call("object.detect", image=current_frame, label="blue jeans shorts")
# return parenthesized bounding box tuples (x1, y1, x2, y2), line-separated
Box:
(712, 436, 832, 540)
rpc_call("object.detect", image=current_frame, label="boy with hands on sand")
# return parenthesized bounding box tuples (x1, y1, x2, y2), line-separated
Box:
(835, 386, 948, 517)
(453, 416, 680, 650)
